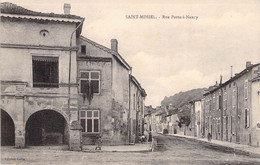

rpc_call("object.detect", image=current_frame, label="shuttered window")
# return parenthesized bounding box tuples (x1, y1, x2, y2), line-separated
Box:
(245, 109, 250, 128)
(244, 80, 248, 99)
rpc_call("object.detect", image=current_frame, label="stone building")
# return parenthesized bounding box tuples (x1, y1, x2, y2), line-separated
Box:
(144, 105, 156, 134)
(129, 75, 146, 143)
(190, 99, 203, 137)
(203, 62, 260, 146)
(0, 2, 146, 148)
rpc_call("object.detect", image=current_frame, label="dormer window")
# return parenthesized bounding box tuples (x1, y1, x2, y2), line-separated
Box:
(81, 45, 86, 54)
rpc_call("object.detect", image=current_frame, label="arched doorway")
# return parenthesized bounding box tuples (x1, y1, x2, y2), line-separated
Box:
(25, 110, 68, 146)
(1, 109, 15, 146)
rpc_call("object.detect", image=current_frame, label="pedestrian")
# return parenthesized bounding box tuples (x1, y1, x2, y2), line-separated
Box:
(144, 129, 149, 142)
(207, 133, 212, 142)
(148, 131, 152, 142)
(95, 135, 102, 150)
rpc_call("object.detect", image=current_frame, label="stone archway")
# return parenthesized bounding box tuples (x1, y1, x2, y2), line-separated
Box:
(1, 109, 15, 146)
(25, 110, 69, 146)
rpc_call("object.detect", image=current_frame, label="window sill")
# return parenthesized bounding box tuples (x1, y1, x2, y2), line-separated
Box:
(79, 93, 101, 96)
(33, 86, 59, 88)
(82, 132, 100, 135)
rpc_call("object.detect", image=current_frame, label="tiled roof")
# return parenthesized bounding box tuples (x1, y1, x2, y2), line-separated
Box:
(131, 75, 147, 97)
(251, 75, 260, 82)
(204, 63, 260, 95)
(0, 2, 82, 20)
(79, 36, 147, 96)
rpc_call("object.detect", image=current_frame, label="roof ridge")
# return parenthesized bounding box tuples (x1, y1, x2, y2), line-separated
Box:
(0, 2, 82, 20)
(80, 35, 131, 70)
(80, 35, 117, 55)
(204, 63, 260, 95)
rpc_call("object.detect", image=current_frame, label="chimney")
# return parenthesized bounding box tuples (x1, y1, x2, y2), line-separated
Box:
(111, 39, 118, 52)
(230, 65, 233, 78)
(246, 61, 252, 68)
(64, 3, 71, 15)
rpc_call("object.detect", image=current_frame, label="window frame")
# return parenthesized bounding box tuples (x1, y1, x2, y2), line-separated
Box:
(81, 45, 86, 54)
(79, 71, 101, 94)
(80, 110, 100, 133)
(245, 109, 250, 129)
(32, 56, 59, 88)
(244, 80, 248, 100)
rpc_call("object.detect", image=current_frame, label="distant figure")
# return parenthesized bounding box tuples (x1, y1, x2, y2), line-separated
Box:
(207, 133, 212, 142)
(138, 133, 145, 143)
(144, 129, 149, 142)
(95, 135, 102, 150)
(148, 131, 152, 142)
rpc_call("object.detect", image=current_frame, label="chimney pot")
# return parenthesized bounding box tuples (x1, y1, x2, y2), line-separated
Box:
(64, 3, 71, 15)
(111, 39, 118, 52)
(246, 61, 252, 68)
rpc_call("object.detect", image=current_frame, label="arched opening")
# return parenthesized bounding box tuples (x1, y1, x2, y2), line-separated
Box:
(25, 110, 68, 146)
(1, 109, 15, 146)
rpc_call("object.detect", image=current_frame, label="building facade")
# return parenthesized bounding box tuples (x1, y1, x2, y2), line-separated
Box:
(190, 99, 203, 137)
(129, 76, 146, 143)
(203, 62, 260, 146)
(0, 2, 146, 148)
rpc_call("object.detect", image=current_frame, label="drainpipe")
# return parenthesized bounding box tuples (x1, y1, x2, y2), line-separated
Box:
(235, 81, 239, 144)
(220, 88, 223, 141)
(128, 67, 132, 143)
(68, 18, 85, 147)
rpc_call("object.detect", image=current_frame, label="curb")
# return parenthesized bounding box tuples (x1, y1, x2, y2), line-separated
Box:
(160, 133, 260, 158)
(81, 144, 153, 153)
(82, 149, 152, 153)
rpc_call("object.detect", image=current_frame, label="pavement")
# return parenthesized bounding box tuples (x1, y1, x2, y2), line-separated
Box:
(82, 143, 152, 152)
(2, 136, 260, 164)
(163, 133, 260, 158)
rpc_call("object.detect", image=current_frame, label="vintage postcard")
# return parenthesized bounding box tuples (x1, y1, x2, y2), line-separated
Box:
(1, 0, 260, 164)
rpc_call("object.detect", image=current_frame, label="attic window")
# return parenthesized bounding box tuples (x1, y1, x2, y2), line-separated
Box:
(40, 30, 49, 37)
(81, 45, 86, 54)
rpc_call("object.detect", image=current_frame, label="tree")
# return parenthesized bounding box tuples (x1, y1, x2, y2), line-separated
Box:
(177, 116, 191, 128)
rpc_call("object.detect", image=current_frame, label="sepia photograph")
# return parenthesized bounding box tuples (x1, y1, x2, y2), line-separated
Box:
(1, 0, 260, 164)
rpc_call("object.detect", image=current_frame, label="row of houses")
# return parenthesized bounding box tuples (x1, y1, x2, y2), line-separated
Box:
(146, 62, 260, 147)
(0, 2, 146, 150)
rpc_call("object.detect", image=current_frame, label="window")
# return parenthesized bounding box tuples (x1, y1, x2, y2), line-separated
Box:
(224, 92, 227, 110)
(81, 45, 86, 54)
(232, 88, 236, 108)
(231, 116, 233, 133)
(218, 95, 222, 110)
(32, 56, 59, 88)
(244, 80, 248, 99)
(80, 71, 100, 94)
(213, 94, 215, 110)
(80, 110, 100, 133)
(133, 94, 136, 111)
(40, 30, 49, 37)
(245, 109, 250, 128)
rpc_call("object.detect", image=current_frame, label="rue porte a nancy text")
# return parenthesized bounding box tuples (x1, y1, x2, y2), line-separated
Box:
(125, 14, 199, 20)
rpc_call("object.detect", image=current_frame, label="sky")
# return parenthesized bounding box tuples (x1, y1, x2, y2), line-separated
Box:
(4, 0, 260, 107)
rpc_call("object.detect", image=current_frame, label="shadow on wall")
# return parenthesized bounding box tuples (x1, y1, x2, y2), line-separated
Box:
(1, 109, 15, 146)
(25, 110, 68, 146)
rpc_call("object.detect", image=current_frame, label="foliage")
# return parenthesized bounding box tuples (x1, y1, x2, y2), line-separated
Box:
(161, 88, 206, 107)
(177, 116, 191, 128)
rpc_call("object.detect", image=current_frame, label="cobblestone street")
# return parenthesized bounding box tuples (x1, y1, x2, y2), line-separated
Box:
(1, 134, 260, 165)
